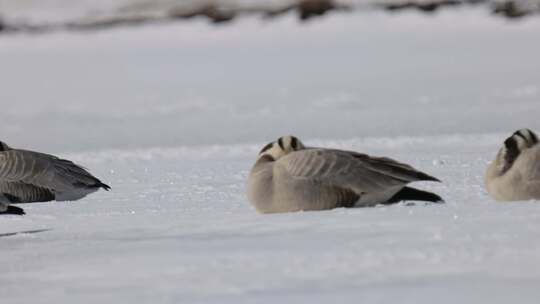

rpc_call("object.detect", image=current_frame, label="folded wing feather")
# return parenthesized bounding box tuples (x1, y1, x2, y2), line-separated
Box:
(277, 149, 438, 195)
(0, 150, 109, 201)
(0, 181, 55, 203)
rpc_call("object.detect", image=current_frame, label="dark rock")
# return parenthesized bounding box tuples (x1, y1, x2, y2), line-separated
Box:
(493, 1, 529, 18)
(169, 4, 236, 24)
(297, 0, 349, 20)
(382, 0, 461, 13)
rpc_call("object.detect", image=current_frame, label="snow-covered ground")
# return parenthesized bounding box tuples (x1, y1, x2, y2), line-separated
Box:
(1, 9, 540, 304)
(1, 9, 540, 152)
(3, 134, 540, 303)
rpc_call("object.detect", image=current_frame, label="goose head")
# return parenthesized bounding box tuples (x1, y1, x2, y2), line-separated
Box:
(258, 135, 305, 161)
(495, 128, 539, 174)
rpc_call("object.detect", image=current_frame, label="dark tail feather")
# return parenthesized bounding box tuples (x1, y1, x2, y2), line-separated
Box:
(98, 182, 111, 191)
(415, 172, 441, 183)
(1, 205, 25, 215)
(73, 181, 111, 191)
(385, 187, 444, 204)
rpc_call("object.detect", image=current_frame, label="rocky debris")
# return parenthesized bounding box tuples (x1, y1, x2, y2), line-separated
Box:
(0, 0, 538, 35)
(379, 0, 464, 13)
(66, 15, 152, 31)
(492, 0, 537, 17)
(168, 3, 236, 24)
(263, 0, 350, 20)
(297, 0, 350, 20)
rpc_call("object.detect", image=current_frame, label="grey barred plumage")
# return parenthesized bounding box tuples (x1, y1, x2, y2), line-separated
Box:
(486, 129, 540, 201)
(0, 141, 110, 215)
(247, 135, 443, 214)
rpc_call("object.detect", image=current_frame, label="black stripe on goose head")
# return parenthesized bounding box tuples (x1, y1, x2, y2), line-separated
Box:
(259, 142, 274, 155)
(284, 135, 305, 151)
(0, 141, 9, 152)
(501, 136, 520, 173)
(277, 137, 285, 150)
(290, 136, 299, 150)
(530, 130, 540, 144)
(513, 129, 539, 147)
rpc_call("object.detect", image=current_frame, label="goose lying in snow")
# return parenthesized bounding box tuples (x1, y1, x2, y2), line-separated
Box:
(247, 136, 443, 213)
(486, 128, 540, 201)
(0, 141, 110, 215)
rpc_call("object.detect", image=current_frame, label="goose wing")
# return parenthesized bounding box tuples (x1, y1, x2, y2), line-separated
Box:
(276, 148, 439, 194)
(0, 150, 110, 193)
(0, 181, 55, 203)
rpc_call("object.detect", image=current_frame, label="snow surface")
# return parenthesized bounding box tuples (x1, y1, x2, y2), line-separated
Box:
(1, 9, 540, 304)
(3, 134, 540, 303)
(1, 9, 540, 152)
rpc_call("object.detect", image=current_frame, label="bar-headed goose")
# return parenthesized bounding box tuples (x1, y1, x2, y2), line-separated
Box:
(247, 135, 443, 213)
(486, 128, 540, 201)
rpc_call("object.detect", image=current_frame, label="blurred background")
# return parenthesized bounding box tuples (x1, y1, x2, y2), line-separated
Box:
(0, 0, 539, 152)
